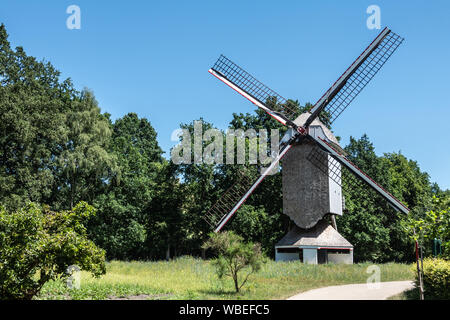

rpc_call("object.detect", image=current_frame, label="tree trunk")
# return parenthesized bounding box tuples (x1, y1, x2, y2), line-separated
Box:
(233, 275, 239, 293)
(166, 243, 170, 261)
(201, 248, 206, 260)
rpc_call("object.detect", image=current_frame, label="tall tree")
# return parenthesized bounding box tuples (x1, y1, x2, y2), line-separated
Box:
(88, 113, 165, 260)
(0, 24, 116, 212)
(0, 24, 68, 209)
(172, 119, 220, 257)
(55, 89, 118, 209)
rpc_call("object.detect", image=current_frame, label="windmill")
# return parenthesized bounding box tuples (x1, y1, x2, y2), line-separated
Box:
(204, 27, 409, 264)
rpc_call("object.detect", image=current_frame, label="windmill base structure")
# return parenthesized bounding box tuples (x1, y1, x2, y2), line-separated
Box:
(204, 27, 409, 265)
(275, 220, 353, 264)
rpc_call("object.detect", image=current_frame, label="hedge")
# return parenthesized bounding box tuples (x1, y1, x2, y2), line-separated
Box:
(414, 257, 450, 299)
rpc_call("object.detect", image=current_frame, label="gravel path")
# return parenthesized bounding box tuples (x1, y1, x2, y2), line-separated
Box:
(287, 281, 415, 300)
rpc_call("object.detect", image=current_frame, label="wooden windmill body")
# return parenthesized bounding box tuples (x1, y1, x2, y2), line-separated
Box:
(276, 115, 353, 263)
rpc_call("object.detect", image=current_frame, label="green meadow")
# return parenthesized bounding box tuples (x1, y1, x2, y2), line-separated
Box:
(37, 257, 415, 300)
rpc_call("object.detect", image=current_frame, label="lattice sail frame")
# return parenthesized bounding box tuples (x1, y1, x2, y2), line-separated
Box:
(204, 143, 293, 232)
(210, 55, 299, 121)
(306, 144, 407, 212)
(313, 30, 404, 125)
(306, 145, 343, 188)
(204, 170, 255, 229)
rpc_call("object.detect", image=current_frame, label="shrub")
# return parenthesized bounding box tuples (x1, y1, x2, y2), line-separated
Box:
(0, 202, 106, 300)
(414, 257, 450, 299)
(202, 231, 266, 293)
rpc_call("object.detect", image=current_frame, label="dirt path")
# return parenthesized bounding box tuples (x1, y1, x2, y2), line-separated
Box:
(287, 281, 415, 300)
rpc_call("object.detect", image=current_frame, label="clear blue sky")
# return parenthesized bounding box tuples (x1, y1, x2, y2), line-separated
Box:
(1, 1, 449, 190)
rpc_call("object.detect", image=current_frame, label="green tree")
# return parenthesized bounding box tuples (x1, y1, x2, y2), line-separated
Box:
(172, 119, 222, 257)
(56, 89, 118, 209)
(229, 205, 284, 257)
(0, 24, 72, 209)
(146, 160, 185, 259)
(379, 152, 433, 261)
(337, 134, 433, 262)
(0, 24, 117, 212)
(0, 202, 106, 300)
(337, 135, 392, 261)
(404, 196, 450, 259)
(88, 113, 164, 260)
(173, 110, 293, 258)
(202, 231, 265, 293)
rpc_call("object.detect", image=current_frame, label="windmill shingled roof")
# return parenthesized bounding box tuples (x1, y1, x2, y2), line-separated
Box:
(294, 112, 339, 145)
(276, 219, 353, 248)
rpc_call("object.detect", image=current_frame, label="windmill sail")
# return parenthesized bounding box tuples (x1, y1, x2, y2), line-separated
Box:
(204, 144, 293, 232)
(304, 28, 404, 127)
(209, 55, 299, 126)
(308, 135, 409, 214)
(203, 170, 255, 230)
(307, 145, 385, 200)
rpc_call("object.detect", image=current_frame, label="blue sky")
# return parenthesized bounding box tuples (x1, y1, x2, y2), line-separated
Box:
(1, 1, 449, 189)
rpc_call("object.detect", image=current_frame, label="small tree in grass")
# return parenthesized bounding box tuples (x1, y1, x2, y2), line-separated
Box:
(202, 231, 265, 293)
(0, 202, 106, 300)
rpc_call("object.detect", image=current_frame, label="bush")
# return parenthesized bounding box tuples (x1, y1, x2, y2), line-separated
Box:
(414, 257, 450, 299)
(0, 202, 106, 300)
(202, 231, 266, 293)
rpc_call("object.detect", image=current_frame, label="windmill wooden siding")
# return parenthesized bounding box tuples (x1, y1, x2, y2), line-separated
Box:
(282, 141, 343, 229)
(278, 116, 352, 264)
(282, 116, 343, 229)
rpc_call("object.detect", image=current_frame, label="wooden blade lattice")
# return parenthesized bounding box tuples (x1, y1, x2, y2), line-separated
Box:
(203, 170, 256, 230)
(211, 55, 299, 121)
(306, 145, 401, 209)
(317, 31, 404, 125)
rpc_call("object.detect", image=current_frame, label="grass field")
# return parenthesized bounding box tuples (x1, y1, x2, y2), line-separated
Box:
(37, 256, 415, 300)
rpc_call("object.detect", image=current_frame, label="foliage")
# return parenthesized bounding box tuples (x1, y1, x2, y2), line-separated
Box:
(411, 257, 450, 299)
(0, 24, 117, 211)
(173, 119, 224, 257)
(144, 160, 185, 260)
(87, 113, 167, 260)
(229, 205, 284, 257)
(202, 231, 265, 292)
(55, 90, 118, 209)
(0, 202, 106, 300)
(337, 135, 434, 262)
(403, 196, 450, 258)
(0, 23, 70, 209)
